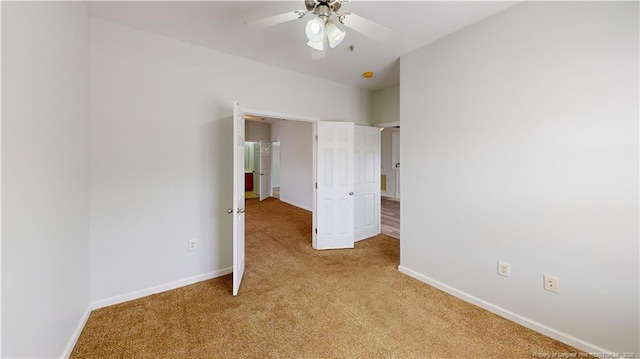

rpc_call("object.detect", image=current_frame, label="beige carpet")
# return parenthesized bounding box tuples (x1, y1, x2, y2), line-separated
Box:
(71, 198, 582, 358)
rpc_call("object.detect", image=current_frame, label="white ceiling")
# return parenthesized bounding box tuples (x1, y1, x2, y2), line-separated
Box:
(87, 1, 518, 91)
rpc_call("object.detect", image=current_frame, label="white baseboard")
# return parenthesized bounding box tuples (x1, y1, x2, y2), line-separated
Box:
(280, 198, 312, 212)
(397, 265, 612, 355)
(90, 267, 232, 310)
(61, 268, 231, 357)
(61, 305, 91, 359)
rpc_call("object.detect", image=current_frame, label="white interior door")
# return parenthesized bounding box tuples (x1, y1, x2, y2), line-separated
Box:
(314, 121, 355, 250)
(232, 102, 245, 296)
(354, 126, 381, 241)
(252, 143, 260, 194)
(259, 141, 272, 201)
(392, 130, 400, 199)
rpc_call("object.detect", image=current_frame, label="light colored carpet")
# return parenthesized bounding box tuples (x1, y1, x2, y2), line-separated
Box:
(71, 198, 582, 358)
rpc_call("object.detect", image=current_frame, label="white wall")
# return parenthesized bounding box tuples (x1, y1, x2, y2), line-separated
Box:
(1, 2, 90, 357)
(372, 85, 399, 125)
(400, 2, 638, 354)
(89, 18, 370, 302)
(270, 120, 313, 211)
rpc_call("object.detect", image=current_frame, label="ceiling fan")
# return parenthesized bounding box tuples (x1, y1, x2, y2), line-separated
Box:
(246, 0, 392, 58)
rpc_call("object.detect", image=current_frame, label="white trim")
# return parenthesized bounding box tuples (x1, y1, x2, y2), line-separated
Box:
(63, 269, 232, 357)
(397, 265, 613, 355)
(61, 306, 91, 359)
(90, 267, 232, 310)
(244, 108, 319, 123)
(312, 123, 318, 249)
(374, 121, 400, 128)
(0, 3, 4, 354)
(280, 198, 312, 213)
(243, 107, 318, 247)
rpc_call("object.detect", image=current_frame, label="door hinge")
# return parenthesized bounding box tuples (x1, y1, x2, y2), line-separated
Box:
(315, 228, 318, 234)
(315, 182, 317, 189)
(315, 135, 318, 141)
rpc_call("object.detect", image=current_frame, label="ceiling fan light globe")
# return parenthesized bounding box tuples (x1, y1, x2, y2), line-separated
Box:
(325, 21, 346, 48)
(305, 17, 325, 43)
(310, 22, 321, 34)
(307, 40, 324, 52)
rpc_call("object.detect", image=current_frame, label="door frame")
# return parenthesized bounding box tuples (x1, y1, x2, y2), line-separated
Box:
(244, 107, 319, 213)
(242, 108, 382, 249)
(374, 121, 400, 129)
(375, 122, 401, 200)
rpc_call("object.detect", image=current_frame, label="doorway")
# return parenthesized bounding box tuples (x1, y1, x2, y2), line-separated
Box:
(242, 109, 382, 245)
(380, 126, 400, 239)
(233, 104, 383, 295)
(244, 141, 260, 199)
(245, 115, 314, 209)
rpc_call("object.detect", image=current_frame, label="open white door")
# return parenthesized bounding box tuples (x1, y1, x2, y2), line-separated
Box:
(252, 143, 260, 194)
(259, 141, 272, 201)
(392, 130, 400, 199)
(232, 102, 245, 296)
(314, 121, 355, 250)
(354, 126, 381, 241)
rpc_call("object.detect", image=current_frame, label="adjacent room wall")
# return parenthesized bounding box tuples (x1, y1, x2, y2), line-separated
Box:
(400, 2, 639, 354)
(372, 85, 399, 125)
(89, 18, 371, 303)
(1, 2, 90, 357)
(270, 120, 313, 211)
(245, 121, 271, 142)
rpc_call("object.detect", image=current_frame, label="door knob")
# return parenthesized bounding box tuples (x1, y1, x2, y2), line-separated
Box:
(237, 208, 245, 214)
(349, 192, 354, 196)
(227, 208, 233, 214)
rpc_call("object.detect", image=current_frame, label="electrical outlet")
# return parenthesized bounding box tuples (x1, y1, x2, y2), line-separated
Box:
(543, 274, 559, 293)
(497, 261, 510, 277)
(188, 239, 197, 251)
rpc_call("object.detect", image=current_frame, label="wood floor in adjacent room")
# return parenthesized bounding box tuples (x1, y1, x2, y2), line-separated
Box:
(72, 198, 581, 358)
(381, 196, 400, 239)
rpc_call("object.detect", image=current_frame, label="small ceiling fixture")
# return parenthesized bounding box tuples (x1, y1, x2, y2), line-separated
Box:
(247, 0, 391, 59)
(362, 71, 374, 79)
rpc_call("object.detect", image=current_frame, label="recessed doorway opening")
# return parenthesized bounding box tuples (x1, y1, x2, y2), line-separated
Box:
(378, 124, 400, 239)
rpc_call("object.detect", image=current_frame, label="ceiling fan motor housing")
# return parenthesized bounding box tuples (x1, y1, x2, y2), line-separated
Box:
(307, 0, 342, 15)
(304, 0, 316, 12)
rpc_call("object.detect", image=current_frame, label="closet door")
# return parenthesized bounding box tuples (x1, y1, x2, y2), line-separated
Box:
(354, 125, 381, 241)
(259, 141, 272, 201)
(314, 121, 355, 250)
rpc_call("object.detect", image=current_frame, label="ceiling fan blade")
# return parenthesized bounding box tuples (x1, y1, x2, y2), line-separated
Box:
(246, 11, 305, 28)
(339, 12, 392, 42)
